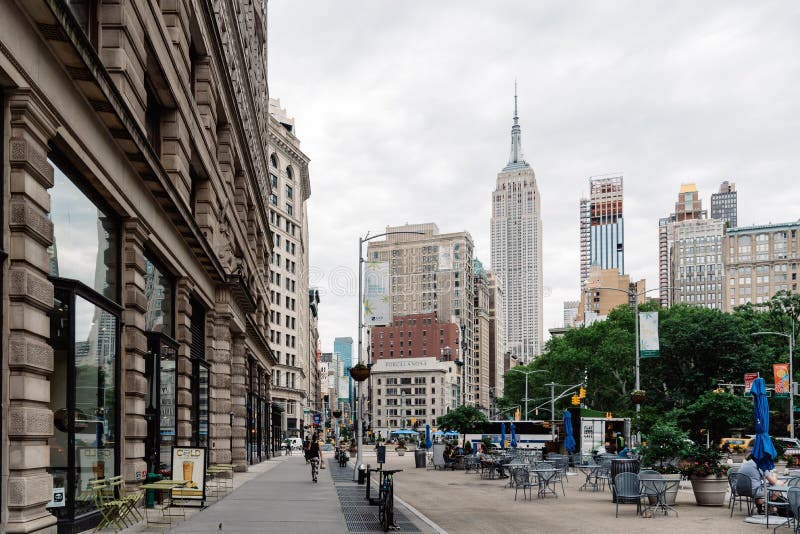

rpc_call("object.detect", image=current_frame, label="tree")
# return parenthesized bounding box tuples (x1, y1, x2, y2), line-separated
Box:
(670, 390, 752, 443)
(436, 405, 487, 440)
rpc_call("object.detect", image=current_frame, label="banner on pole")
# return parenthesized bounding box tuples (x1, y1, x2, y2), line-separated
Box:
(774, 364, 790, 398)
(744, 372, 759, 396)
(638, 312, 660, 358)
(363, 261, 391, 326)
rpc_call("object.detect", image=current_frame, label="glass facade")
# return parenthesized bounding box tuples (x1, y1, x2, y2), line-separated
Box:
(47, 160, 120, 530)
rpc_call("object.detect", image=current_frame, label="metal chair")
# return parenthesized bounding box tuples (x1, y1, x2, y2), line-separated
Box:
(613, 472, 643, 518)
(788, 487, 800, 534)
(728, 472, 754, 517)
(511, 467, 533, 501)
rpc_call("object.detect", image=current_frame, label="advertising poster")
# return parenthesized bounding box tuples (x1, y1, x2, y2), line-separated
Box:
(78, 447, 115, 492)
(638, 312, 660, 358)
(363, 261, 391, 326)
(171, 446, 206, 501)
(744, 372, 759, 396)
(774, 364, 790, 398)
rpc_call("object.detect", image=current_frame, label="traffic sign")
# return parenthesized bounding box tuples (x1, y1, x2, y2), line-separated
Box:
(313, 413, 321, 425)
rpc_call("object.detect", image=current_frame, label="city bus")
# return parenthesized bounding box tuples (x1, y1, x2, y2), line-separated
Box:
(463, 420, 554, 450)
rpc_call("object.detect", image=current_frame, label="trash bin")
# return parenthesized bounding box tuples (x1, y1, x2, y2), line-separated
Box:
(144, 473, 163, 508)
(358, 465, 367, 485)
(414, 448, 426, 468)
(610, 458, 640, 503)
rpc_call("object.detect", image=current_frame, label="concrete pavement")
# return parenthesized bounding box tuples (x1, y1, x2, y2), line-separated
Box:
(169, 455, 347, 533)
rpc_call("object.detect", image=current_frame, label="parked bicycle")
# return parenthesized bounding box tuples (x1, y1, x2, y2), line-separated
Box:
(377, 469, 402, 531)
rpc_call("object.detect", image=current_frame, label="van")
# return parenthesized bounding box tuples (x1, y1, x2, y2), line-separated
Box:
(284, 437, 304, 450)
(744, 436, 800, 456)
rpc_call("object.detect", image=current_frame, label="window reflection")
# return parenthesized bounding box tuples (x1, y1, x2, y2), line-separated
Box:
(49, 163, 118, 301)
(144, 259, 173, 336)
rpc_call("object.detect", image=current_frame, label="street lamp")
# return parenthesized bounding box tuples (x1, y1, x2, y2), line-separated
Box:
(508, 368, 548, 420)
(752, 330, 796, 439)
(355, 229, 423, 481)
(583, 285, 670, 412)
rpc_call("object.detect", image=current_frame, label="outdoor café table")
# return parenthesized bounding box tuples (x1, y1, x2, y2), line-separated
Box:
(140, 480, 189, 526)
(577, 464, 602, 492)
(639, 476, 679, 517)
(206, 466, 233, 498)
(530, 468, 559, 498)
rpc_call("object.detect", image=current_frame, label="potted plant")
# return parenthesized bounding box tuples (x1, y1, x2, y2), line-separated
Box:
(681, 444, 730, 506)
(481, 436, 494, 453)
(640, 422, 689, 505)
(630, 389, 647, 404)
(396, 439, 407, 456)
(349, 363, 370, 382)
(463, 440, 473, 455)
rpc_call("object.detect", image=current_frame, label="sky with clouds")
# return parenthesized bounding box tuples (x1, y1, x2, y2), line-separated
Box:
(267, 1, 800, 355)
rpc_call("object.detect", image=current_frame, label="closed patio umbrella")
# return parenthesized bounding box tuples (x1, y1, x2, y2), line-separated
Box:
(500, 422, 506, 449)
(425, 424, 433, 449)
(751, 377, 777, 471)
(510, 422, 517, 448)
(564, 410, 576, 454)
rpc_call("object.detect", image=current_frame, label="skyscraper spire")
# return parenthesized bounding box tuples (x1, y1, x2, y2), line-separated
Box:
(506, 81, 527, 169)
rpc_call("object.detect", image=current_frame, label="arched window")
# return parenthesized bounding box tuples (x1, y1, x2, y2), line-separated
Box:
(270, 153, 278, 168)
(286, 166, 294, 181)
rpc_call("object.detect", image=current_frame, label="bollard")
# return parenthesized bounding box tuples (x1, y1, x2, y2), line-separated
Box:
(358, 465, 367, 485)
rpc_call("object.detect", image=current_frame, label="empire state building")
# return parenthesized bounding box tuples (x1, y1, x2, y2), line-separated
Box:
(490, 89, 543, 362)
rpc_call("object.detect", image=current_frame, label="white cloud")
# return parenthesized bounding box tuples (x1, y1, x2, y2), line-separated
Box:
(268, 0, 800, 353)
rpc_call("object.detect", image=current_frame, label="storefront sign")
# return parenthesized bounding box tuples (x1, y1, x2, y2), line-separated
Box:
(46, 487, 66, 508)
(744, 373, 759, 396)
(171, 447, 206, 501)
(774, 364, 790, 398)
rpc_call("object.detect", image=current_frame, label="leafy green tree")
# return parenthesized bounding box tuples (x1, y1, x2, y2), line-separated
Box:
(670, 390, 752, 443)
(436, 405, 487, 439)
(640, 422, 689, 472)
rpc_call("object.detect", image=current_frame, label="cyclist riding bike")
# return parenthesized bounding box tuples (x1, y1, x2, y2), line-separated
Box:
(308, 433, 321, 482)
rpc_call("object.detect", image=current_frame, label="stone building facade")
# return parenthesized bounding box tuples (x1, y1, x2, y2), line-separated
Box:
(0, 1, 294, 532)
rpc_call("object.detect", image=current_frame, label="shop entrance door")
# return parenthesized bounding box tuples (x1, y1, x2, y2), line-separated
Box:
(144, 333, 178, 476)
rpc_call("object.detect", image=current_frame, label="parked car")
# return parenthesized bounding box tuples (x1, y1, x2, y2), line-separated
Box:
(744, 436, 800, 456)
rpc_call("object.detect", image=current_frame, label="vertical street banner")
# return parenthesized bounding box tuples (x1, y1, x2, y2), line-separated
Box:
(363, 261, 391, 326)
(744, 372, 759, 396)
(638, 312, 660, 358)
(774, 364, 790, 398)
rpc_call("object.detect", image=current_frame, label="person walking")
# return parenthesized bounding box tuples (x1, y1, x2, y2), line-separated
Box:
(303, 435, 311, 464)
(308, 433, 322, 482)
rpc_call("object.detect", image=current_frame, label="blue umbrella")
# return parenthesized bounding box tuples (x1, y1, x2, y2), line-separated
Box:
(751, 378, 777, 471)
(425, 424, 433, 449)
(444, 431, 459, 438)
(500, 422, 506, 448)
(392, 429, 418, 436)
(563, 410, 576, 454)
(510, 422, 517, 448)
(432, 431, 444, 437)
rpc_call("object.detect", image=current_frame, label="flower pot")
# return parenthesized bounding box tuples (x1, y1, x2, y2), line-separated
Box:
(630, 391, 646, 404)
(690, 476, 728, 506)
(663, 473, 682, 505)
(349, 367, 370, 382)
(396, 449, 406, 456)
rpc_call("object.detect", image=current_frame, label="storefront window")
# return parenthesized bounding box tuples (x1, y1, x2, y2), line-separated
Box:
(144, 258, 173, 335)
(48, 286, 120, 525)
(47, 159, 120, 530)
(49, 163, 118, 301)
(192, 362, 209, 448)
(145, 334, 177, 476)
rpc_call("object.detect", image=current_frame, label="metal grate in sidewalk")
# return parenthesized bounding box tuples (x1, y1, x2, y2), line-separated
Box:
(328, 459, 424, 534)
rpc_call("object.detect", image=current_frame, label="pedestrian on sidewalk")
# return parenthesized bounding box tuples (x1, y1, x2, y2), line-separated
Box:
(309, 433, 322, 482)
(303, 435, 311, 464)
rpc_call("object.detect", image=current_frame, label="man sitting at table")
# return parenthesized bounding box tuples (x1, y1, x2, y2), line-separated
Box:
(739, 454, 783, 515)
(478, 444, 507, 478)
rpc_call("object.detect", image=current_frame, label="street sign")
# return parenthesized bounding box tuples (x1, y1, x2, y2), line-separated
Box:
(313, 413, 321, 425)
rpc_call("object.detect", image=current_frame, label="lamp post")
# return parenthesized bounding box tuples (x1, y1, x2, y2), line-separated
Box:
(355, 230, 423, 481)
(583, 285, 669, 412)
(508, 368, 548, 420)
(752, 329, 795, 439)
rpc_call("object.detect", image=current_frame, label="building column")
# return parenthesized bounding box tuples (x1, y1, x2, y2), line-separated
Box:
(230, 334, 247, 471)
(121, 219, 148, 487)
(207, 310, 232, 465)
(174, 279, 193, 446)
(5, 90, 58, 533)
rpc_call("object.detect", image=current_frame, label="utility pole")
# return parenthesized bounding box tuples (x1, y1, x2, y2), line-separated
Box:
(549, 382, 555, 442)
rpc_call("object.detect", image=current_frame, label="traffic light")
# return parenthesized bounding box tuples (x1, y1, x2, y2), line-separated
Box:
(579, 387, 586, 399)
(605, 412, 612, 419)
(571, 394, 580, 405)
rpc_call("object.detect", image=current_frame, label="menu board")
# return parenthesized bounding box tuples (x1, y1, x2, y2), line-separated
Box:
(170, 446, 206, 501)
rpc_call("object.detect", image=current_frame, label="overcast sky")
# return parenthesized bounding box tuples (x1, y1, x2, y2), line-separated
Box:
(267, 1, 800, 355)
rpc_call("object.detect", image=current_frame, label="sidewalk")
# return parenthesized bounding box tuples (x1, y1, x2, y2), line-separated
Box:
(169, 455, 347, 533)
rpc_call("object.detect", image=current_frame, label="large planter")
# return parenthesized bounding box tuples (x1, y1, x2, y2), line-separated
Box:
(690, 476, 728, 506)
(349, 366, 370, 382)
(396, 448, 406, 457)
